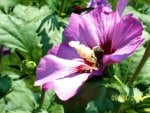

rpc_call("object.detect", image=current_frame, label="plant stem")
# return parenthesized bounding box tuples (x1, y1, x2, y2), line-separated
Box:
(39, 89, 46, 109)
(127, 40, 150, 87)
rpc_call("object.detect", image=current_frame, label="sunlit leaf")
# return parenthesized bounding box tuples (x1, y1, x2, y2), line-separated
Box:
(0, 0, 18, 13)
(13, 4, 50, 23)
(49, 103, 64, 113)
(0, 11, 40, 53)
(85, 101, 98, 113)
(4, 80, 37, 111)
(37, 13, 68, 55)
(142, 30, 150, 46)
(0, 99, 6, 113)
(6, 110, 31, 113)
(0, 71, 20, 80)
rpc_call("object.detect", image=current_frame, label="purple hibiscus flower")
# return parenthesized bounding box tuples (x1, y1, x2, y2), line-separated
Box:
(87, 0, 111, 8)
(35, 0, 143, 101)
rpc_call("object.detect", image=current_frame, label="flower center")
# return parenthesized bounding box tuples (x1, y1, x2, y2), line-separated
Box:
(69, 41, 104, 68)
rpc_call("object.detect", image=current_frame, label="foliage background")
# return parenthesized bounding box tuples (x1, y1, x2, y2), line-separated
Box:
(0, 0, 150, 113)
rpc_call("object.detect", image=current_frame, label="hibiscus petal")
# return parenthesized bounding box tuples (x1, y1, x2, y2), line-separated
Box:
(112, 14, 143, 51)
(64, 13, 87, 45)
(48, 43, 79, 59)
(54, 73, 89, 101)
(64, 6, 120, 49)
(35, 55, 86, 86)
(64, 12, 101, 48)
(117, 0, 128, 16)
(103, 37, 143, 65)
(84, 6, 120, 48)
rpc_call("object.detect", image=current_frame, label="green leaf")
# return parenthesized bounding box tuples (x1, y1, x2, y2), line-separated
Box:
(0, 71, 21, 81)
(94, 86, 117, 113)
(108, 0, 118, 10)
(13, 4, 50, 23)
(4, 80, 37, 111)
(106, 76, 143, 103)
(120, 47, 150, 85)
(135, 57, 150, 85)
(124, 6, 150, 26)
(0, 76, 12, 98)
(0, 99, 6, 113)
(46, 0, 60, 13)
(0, 0, 18, 13)
(135, 95, 150, 113)
(6, 110, 31, 113)
(32, 109, 49, 113)
(138, 0, 150, 5)
(0, 5, 52, 60)
(106, 75, 129, 95)
(37, 13, 68, 55)
(17, 0, 48, 6)
(142, 30, 150, 46)
(85, 101, 98, 113)
(46, 0, 82, 16)
(118, 46, 150, 86)
(0, 11, 40, 53)
(49, 103, 64, 113)
(126, 110, 138, 113)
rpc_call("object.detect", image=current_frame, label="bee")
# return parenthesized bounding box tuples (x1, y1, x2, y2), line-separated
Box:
(92, 46, 104, 68)
(69, 41, 104, 68)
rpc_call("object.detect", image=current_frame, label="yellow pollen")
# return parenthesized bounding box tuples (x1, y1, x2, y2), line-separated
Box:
(69, 41, 96, 63)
